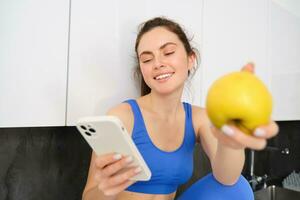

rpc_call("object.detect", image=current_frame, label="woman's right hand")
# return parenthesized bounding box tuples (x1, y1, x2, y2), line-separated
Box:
(94, 153, 142, 197)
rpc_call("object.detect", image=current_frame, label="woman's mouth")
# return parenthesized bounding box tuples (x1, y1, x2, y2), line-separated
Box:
(154, 73, 174, 82)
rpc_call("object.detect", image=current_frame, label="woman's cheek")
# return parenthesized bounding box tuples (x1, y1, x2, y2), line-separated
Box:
(140, 66, 151, 82)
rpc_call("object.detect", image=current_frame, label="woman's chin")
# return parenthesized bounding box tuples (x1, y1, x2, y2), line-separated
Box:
(151, 86, 184, 96)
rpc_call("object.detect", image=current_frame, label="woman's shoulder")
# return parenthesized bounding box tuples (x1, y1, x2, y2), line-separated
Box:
(106, 101, 132, 116)
(190, 104, 211, 138)
(190, 104, 210, 122)
(189, 104, 205, 117)
(106, 100, 135, 135)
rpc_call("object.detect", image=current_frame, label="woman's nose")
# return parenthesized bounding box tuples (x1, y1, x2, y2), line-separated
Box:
(153, 56, 165, 69)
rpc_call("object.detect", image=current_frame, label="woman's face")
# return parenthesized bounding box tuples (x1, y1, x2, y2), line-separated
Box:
(137, 27, 194, 95)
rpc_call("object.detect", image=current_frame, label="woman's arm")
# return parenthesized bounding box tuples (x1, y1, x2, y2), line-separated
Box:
(196, 63, 278, 185)
(196, 109, 244, 185)
(82, 104, 137, 200)
(208, 133, 245, 185)
(196, 108, 279, 185)
(82, 152, 117, 200)
(196, 107, 278, 185)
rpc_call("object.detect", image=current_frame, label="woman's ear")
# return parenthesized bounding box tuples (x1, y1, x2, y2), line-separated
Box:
(187, 52, 196, 71)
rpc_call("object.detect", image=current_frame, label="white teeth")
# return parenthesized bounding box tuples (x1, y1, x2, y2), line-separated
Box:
(155, 73, 173, 80)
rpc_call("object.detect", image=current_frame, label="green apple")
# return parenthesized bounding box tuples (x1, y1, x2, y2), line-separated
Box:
(206, 71, 272, 135)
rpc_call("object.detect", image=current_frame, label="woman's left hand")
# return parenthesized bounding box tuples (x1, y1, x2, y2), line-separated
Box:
(210, 63, 279, 150)
(211, 120, 279, 150)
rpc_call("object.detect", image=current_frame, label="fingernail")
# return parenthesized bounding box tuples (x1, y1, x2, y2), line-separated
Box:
(113, 153, 122, 160)
(221, 125, 235, 136)
(134, 166, 142, 173)
(254, 128, 266, 137)
(125, 156, 133, 163)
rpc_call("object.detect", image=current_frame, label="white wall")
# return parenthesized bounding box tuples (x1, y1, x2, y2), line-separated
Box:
(1, 0, 299, 127)
(270, 0, 300, 120)
(66, 0, 203, 125)
(66, 0, 300, 124)
(200, 0, 270, 107)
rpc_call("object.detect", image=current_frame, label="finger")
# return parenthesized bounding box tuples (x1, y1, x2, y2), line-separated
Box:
(102, 180, 136, 196)
(253, 121, 279, 139)
(107, 166, 142, 187)
(97, 176, 109, 191)
(98, 166, 139, 194)
(241, 62, 255, 73)
(95, 153, 123, 169)
(211, 126, 244, 149)
(101, 156, 134, 177)
(221, 125, 267, 150)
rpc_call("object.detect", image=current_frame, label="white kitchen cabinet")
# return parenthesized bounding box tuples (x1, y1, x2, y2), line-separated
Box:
(1, 0, 298, 128)
(200, 0, 270, 107)
(0, 0, 69, 127)
(269, 1, 300, 120)
(200, 0, 300, 120)
(66, 0, 203, 125)
(67, 0, 144, 126)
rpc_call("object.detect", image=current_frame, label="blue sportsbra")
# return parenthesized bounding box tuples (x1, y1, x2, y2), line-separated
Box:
(123, 99, 196, 194)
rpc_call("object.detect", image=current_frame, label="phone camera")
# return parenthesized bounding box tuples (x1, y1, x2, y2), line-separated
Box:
(80, 125, 87, 130)
(89, 128, 96, 133)
(85, 131, 91, 136)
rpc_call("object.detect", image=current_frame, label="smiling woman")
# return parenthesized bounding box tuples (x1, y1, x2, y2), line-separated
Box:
(81, 17, 278, 200)
(133, 18, 199, 96)
(135, 26, 195, 96)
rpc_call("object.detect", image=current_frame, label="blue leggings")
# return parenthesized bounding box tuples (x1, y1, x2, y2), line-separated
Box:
(177, 173, 254, 200)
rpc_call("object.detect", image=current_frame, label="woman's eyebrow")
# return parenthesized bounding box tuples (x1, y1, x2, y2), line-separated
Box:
(139, 42, 177, 58)
(159, 42, 177, 50)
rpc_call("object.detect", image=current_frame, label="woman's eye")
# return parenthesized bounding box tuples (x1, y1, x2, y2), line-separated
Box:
(142, 59, 152, 63)
(165, 51, 175, 56)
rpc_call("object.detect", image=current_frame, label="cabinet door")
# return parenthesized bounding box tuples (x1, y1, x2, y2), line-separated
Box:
(67, 0, 203, 125)
(67, 0, 144, 125)
(0, 0, 69, 127)
(269, 1, 300, 120)
(200, 0, 269, 107)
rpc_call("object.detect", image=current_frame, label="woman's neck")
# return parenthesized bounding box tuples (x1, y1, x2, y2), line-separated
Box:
(142, 89, 183, 122)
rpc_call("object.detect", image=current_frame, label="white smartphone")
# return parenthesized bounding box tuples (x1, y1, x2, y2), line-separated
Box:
(76, 115, 151, 181)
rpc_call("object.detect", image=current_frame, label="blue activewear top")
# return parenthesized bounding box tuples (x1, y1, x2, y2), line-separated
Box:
(123, 99, 196, 194)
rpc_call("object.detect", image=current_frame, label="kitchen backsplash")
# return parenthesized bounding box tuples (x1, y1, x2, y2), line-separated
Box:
(244, 121, 300, 180)
(0, 127, 91, 200)
(0, 121, 299, 199)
